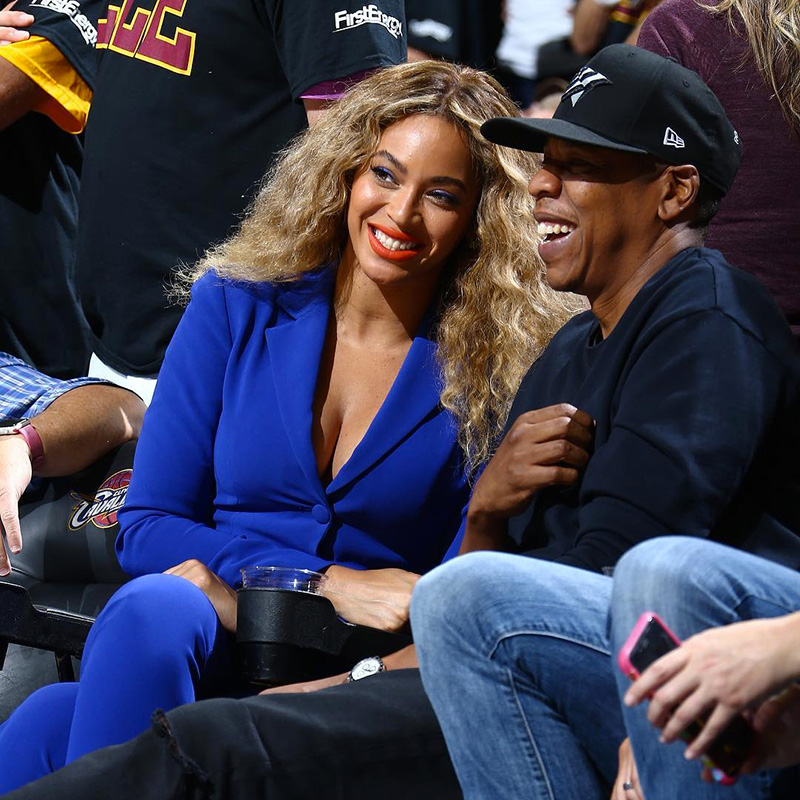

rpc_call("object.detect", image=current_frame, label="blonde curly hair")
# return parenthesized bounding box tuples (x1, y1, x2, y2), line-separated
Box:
(186, 61, 579, 467)
(703, 0, 800, 131)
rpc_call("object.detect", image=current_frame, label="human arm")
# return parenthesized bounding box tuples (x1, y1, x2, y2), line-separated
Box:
(623, 613, 800, 761)
(0, 40, 46, 129)
(460, 404, 594, 554)
(0, 382, 144, 574)
(570, 0, 615, 56)
(551, 309, 792, 572)
(261, 642, 419, 695)
(269, 0, 405, 125)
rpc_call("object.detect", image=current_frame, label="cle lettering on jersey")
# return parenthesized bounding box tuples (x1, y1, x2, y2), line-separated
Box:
(97, 0, 196, 76)
(334, 4, 403, 39)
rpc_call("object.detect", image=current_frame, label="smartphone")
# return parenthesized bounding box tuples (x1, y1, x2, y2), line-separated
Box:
(618, 612, 754, 784)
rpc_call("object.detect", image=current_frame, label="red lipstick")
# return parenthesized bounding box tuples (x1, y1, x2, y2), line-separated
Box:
(368, 224, 422, 262)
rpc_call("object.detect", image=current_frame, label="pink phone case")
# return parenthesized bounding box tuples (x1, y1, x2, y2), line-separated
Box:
(617, 611, 737, 786)
(617, 611, 681, 679)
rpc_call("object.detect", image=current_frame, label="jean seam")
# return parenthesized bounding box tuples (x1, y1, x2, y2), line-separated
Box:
(506, 666, 556, 800)
(488, 629, 611, 661)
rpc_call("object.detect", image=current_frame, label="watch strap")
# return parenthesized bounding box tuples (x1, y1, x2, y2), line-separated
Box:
(16, 422, 44, 469)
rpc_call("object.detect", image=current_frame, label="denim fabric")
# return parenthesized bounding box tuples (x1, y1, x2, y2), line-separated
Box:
(412, 552, 623, 800)
(610, 537, 800, 800)
(413, 542, 800, 800)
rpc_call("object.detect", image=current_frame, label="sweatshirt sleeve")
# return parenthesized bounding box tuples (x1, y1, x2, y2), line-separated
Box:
(555, 309, 787, 572)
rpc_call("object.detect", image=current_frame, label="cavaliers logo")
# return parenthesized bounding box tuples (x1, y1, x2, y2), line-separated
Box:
(68, 469, 132, 531)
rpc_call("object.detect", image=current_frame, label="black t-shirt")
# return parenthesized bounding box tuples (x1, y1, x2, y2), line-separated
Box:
(0, 0, 101, 378)
(506, 248, 800, 573)
(77, 0, 406, 376)
(405, 0, 501, 68)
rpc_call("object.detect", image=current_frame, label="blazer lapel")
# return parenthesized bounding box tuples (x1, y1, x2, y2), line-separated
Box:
(328, 330, 442, 493)
(265, 275, 333, 496)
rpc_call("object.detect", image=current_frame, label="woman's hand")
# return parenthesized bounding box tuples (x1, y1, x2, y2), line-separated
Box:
(164, 559, 238, 632)
(623, 614, 800, 760)
(321, 565, 419, 632)
(0, 2, 33, 46)
(260, 644, 418, 696)
(260, 671, 348, 695)
(611, 738, 645, 800)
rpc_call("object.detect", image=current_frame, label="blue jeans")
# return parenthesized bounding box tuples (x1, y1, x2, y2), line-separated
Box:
(412, 552, 622, 800)
(610, 537, 800, 800)
(412, 542, 800, 800)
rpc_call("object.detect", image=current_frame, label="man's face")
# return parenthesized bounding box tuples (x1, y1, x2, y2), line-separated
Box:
(528, 138, 666, 302)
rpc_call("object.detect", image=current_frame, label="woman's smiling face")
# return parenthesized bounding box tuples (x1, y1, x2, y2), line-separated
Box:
(342, 114, 480, 289)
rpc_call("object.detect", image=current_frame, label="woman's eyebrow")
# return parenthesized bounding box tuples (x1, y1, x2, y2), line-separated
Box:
(373, 150, 406, 173)
(373, 150, 467, 192)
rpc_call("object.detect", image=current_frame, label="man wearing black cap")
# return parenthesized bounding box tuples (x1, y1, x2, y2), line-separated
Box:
(411, 43, 800, 800)
(2, 44, 800, 800)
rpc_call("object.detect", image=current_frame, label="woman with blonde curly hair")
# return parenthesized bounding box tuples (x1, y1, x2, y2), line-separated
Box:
(0, 61, 578, 791)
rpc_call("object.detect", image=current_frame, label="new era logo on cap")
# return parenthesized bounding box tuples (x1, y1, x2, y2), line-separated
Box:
(479, 45, 742, 195)
(663, 127, 685, 148)
(563, 66, 612, 107)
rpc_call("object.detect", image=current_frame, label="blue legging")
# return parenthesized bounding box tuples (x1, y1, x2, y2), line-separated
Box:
(0, 573, 231, 793)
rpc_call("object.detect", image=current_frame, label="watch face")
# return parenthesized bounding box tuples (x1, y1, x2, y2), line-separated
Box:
(0, 418, 28, 434)
(350, 656, 385, 681)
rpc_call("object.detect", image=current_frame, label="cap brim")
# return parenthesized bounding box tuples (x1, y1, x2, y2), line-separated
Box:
(481, 116, 651, 156)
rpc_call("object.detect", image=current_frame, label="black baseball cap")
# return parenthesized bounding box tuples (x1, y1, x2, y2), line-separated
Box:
(482, 44, 742, 195)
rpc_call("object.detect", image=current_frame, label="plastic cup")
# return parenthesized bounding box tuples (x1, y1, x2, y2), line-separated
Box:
(239, 566, 327, 594)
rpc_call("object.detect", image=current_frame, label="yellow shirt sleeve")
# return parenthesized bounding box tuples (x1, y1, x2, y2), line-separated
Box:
(0, 35, 92, 133)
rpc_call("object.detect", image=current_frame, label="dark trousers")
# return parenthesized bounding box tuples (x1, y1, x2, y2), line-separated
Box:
(2, 670, 460, 800)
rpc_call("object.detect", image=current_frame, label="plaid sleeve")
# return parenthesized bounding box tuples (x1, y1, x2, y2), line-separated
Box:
(0, 354, 111, 419)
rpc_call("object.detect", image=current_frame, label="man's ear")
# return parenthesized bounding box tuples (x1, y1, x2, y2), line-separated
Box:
(657, 164, 700, 223)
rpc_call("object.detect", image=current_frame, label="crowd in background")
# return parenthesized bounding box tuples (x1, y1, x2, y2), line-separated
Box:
(0, 1, 798, 799)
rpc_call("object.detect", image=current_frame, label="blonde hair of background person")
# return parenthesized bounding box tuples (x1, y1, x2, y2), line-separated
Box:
(704, 0, 800, 130)
(185, 61, 581, 468)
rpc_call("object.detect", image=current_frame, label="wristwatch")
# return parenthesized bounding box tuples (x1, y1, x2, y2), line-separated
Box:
(0, 418, 44, 470)
(347, 655, 386, 682)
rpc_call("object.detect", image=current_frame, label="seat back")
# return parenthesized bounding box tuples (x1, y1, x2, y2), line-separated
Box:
(14, 440, 135, 585)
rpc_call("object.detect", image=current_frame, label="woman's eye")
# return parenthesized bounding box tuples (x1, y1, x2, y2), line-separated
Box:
(371, 166, 395, 183)
(429, 190, 458, 206)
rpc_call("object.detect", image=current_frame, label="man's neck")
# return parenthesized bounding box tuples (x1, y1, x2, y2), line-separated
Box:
(591, 229, 704, 338)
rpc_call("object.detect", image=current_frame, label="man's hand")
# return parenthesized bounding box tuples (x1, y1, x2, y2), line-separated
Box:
(164, 559, 238, 632)
(462, 404, 594, 551)
(623, 614, 800, 760)
(321, 565, 419, 632)
(0, 434, 32, 575)
(0, 2, 33, 46)
(612, 738, 645, 800)
(741, 683, 800, 772)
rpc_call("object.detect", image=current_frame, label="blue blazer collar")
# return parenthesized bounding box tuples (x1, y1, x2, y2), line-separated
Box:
(265, 270, 442, 497)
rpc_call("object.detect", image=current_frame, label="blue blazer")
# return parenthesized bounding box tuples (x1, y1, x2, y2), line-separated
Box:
(117, 270, 469, 586)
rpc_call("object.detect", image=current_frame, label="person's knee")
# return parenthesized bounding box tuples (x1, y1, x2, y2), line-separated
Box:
(614, 537, 715, 605)
(90, 573, 219, 656)
(412, 552, 502, 641)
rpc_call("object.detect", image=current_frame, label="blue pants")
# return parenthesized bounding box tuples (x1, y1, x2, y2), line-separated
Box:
(412, 539, 800, 800)
(0, 574, 230, 793)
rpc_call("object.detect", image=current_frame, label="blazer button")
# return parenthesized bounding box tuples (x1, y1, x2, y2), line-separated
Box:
(311, 504, 332, 525)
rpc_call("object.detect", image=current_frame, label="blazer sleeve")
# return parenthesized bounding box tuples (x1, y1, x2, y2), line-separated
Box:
(116, 273, 238, 577)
